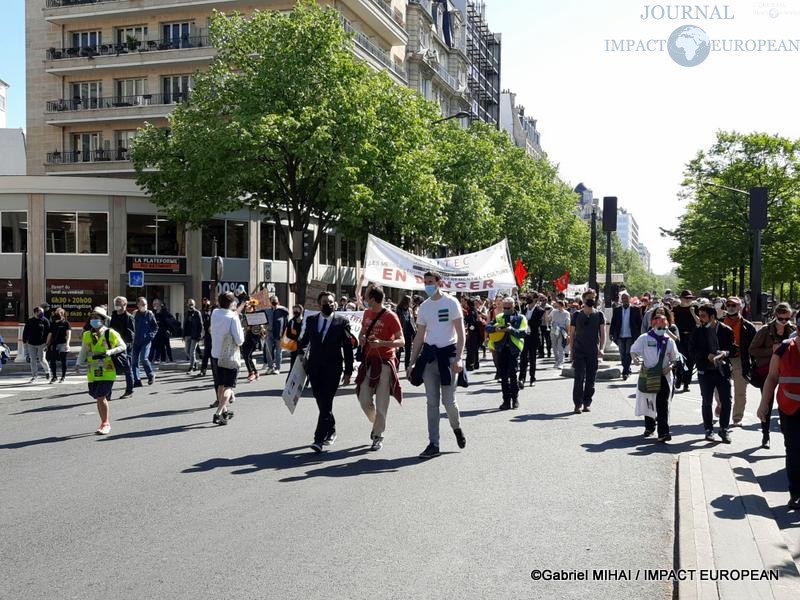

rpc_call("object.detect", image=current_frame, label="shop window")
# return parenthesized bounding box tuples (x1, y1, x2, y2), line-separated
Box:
(226, 220, 249, 259)
(260, 222, 275, 260)
(201, 219, 225, 257)
(0, 211, 27, 253)
(46, 212, 107, 254)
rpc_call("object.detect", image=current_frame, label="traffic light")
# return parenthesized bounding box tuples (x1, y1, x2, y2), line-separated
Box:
(301, 229, 314, 258)
(760, 292, 773, 316)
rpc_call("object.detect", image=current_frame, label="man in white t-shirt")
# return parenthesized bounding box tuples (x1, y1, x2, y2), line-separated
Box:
(408, 271, 466, 458)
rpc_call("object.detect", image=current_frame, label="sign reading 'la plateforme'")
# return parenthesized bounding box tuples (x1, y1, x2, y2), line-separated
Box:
(125, 256, 187, 274)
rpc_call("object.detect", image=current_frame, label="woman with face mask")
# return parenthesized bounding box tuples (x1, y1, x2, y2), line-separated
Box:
(75, 307, 127, 435)
(45, 307, 71, 384)
(631, 314, 680, 442)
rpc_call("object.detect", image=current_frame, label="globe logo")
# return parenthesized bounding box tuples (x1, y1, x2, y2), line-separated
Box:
(667, 25, 711, 67)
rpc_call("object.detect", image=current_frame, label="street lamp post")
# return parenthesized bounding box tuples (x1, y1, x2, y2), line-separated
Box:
(589, 208, 598, 293)
(431, 111, 475, 125)
(700, 181, 768, 319)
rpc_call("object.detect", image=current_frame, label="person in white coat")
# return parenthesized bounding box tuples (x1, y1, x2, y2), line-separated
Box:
(631, 314, 680, 442)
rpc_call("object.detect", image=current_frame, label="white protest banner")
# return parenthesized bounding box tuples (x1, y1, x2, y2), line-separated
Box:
(363, 234, 515, 292)
(282, 357, 306, 414)
(303, 311, 363, 340)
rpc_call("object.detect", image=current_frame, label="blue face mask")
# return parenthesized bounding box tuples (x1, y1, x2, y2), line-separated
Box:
(90, 318, 103, 329)
(424, 284, 438, 297)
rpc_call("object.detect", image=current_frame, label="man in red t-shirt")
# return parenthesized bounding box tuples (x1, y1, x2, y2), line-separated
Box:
(355, 286, 405, 451)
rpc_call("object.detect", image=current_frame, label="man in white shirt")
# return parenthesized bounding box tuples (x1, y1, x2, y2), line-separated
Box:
(408, 271, 466, 459)
(210, 291, 245, 425)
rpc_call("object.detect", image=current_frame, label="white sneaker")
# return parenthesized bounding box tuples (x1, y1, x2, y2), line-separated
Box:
(29, 377, 36, 383)
(96, 423, 111, 435)
(263, 367, 274, 376)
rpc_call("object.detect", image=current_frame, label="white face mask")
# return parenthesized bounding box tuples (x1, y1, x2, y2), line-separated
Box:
(654, 328, 666, 336)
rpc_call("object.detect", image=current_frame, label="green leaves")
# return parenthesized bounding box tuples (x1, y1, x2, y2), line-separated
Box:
(671, 130, 800, 294)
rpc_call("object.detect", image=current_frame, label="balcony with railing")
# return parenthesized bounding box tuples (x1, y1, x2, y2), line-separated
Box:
(43, 0, 251, 24)
(44, 92, 189, 125)
(46, 148, 130, 165)
(340, 0, 407, 46)
(44, 36, 213, 75)
(340, 16, 407, 83)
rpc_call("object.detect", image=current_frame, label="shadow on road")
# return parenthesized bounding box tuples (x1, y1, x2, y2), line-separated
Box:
(279, 455, 427, 482)
(0, 432, 94, 449)
(182, 444, 371, 475)
(116, 408, 207, 421)
(511, 410, 575, 422)
(98, 422, 209, 441)
(10, 401, 97, 414)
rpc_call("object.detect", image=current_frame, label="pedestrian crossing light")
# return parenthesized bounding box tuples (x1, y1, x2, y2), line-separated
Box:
(301, 229, 314, 258)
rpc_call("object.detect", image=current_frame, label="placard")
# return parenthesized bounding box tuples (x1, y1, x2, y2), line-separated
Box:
(244, 311, 268, 326)
(46, 279, 109, 324)
(1, 279, 23, 322)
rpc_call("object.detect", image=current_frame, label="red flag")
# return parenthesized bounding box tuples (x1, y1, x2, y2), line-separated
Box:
(514, 258, 528, 287)
(554, 271, 570, 293)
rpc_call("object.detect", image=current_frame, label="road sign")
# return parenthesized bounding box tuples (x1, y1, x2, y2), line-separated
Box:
(128, 270, 145, 287)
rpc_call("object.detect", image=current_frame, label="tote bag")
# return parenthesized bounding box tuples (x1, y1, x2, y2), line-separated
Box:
(218, 332, 241, 370)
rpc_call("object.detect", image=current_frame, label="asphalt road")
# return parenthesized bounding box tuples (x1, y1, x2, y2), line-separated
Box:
(2, 357, 690, 600)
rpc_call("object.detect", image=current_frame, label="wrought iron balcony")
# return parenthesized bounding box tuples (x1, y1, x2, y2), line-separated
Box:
(46, 92, 190, 112)
(46, 148, 130, 164)
(45, 0, 121, 7)
(366, 0, 406, 28)
(46, 36, 207, 60)
(340, 16, 406, 81)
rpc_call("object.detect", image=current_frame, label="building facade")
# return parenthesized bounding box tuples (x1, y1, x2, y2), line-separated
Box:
(637, 241, 651, 271)
(26, 0, 409, 177)
(405, 0, 471, 121)
(573, 182, 600, 223)
(616, 207, 639, 251)
(454, 0, 500, 127)
(499, 89, 543, 159)
(0, 175, 362, 340)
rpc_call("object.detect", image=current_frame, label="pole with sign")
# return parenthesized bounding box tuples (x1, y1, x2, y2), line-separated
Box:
(128, 270, 145, 288)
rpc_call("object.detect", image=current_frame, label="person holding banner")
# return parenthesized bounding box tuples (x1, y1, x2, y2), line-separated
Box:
(300, 292, 354, 454)
(355, 286, 404, 451)
(408, 271, 467, 459)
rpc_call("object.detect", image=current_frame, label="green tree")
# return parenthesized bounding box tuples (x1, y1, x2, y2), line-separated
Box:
(131, 1, 443, 302)
(670, 131, 800, 297)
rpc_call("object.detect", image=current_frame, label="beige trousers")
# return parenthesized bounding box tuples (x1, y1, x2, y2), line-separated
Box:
(358, 363, 392, 439)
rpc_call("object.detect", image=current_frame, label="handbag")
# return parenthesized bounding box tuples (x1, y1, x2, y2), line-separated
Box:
(104, 330, 129, 375)
(281, 324, 298, 352)
(355, 309, 386, 362)
(749, 364, 769, 389)
(218, 332, 242, 370)
(637, 344, 667, 393)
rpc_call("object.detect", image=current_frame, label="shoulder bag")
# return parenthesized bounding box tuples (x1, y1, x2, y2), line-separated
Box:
(355, 309, 386, 362)
(637, 344, 668, 393)
(218, 332, 242, 370)
(104, 329, 129, 375)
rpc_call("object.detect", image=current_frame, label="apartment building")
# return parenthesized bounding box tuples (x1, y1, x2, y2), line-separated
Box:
(454, 0, 500, 127)
(27, 0, 409, 176)
(616, 207, 640, 251)
(9, 0, 409, 334)
(405, 0, 471, 120)
(499, 89, 543, 160)
(0, 79, 8, 128)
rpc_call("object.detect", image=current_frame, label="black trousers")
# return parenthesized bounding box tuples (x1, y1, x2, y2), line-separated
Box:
(200, 336, 212, 372)
(572, 352, 599, 407)
(539, 326, 551, 357)
(779, 409, 800, 498)
(676, 336, 694, 387)
(698, 369, 731, 432)
(465, 331, 481, 371)
(48, 351, 68, 379)
(498, 346, 519, 402)
(644, 376, 672, 437)
(518, 332, 538, 383)
(310, 369, 341, 444)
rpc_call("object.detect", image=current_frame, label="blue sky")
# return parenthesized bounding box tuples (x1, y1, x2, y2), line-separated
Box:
(4, 1, 800, 274)
(0, 2, 24, 129)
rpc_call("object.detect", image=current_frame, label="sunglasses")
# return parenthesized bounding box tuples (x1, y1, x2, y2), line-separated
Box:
(725, 303, 739, 308)
(777, 317, 791, 323)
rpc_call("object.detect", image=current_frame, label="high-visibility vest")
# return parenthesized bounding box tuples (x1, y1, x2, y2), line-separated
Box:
(777, 338, 800, 416)
(488, 313, 526, 352)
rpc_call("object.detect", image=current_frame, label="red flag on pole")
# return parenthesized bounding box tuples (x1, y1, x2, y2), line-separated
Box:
(514, 258, 528, 287)
(554, 271, 570, 293)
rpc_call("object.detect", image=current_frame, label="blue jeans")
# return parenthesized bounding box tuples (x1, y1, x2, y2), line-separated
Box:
(617, 337, 634, 376)
(269, 335, 281, 369)
(132, 341, 154, 382)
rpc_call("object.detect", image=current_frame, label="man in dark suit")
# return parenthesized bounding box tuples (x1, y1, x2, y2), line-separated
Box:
(610, 291, 643, 380)
(690, 304, 737, 443)
(300, 291, 354, 453)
